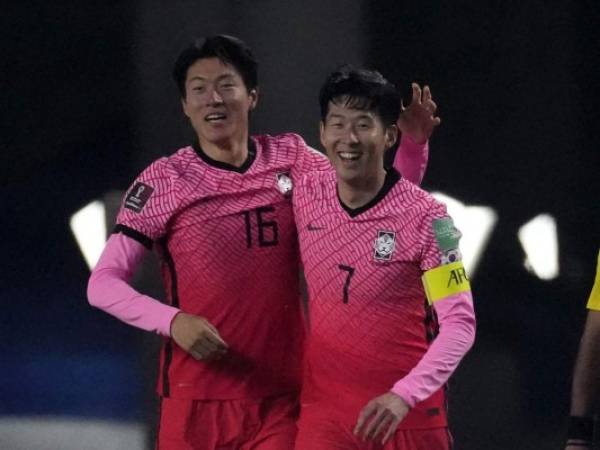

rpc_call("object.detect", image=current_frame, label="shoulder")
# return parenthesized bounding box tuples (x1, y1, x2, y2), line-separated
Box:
(128, 146, 199, 203)
(138, 146, 196, 180)
(253, 133, 306, 155)
(393, 178, 446, 215)
(295, 166, 335, 199)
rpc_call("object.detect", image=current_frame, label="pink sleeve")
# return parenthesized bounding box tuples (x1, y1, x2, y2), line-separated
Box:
(391, 291, 476, 407)
(87, 233, 180, 336)
(392, 134, 429, 186)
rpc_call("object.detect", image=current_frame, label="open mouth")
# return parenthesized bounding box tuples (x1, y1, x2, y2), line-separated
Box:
(205, 113, 227, 123)
(338, 151, 361, 161)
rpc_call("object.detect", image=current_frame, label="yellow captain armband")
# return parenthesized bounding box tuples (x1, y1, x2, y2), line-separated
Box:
(422, 261, 471, 305)
(585, 250, 600, 311)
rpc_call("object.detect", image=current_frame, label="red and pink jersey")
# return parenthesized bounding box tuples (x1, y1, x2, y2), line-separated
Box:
(293, 168, 451, 429)
(115, 134, 327, 400)
(92, 132, 427, 401)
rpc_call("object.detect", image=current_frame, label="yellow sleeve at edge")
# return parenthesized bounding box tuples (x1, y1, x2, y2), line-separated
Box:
(586, 250, 600, 311)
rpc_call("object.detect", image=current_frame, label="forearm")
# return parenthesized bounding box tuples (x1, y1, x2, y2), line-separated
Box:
(392, 291, 475, 407)
(87, 233, 179, 336)
(570, 311, 600, 416)
(392, 134, 429, 186)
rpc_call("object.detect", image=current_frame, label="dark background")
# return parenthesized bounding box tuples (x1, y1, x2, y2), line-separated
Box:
(2, 1, 599, 449)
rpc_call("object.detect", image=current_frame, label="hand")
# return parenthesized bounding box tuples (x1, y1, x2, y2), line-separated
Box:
(397, 83, 441, 144)
(170, 312, 228, 361)
(354, 392, 410, 445)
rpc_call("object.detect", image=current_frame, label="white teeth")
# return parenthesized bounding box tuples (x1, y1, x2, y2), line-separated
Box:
(205, 114, 226, 121)
(339, 152, 360, 161)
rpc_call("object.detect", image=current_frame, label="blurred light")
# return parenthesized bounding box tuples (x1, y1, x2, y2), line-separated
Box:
(70, 200, 106, 270)
(518, 214, 559, 280)
(0, 417, 145, 450)
(431, 192, 498, 277)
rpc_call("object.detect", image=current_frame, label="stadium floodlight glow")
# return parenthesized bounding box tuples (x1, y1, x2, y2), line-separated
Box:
(69, 200, 106, 270)
(431, 192, 498, 278)
(518, 213, 559, 280)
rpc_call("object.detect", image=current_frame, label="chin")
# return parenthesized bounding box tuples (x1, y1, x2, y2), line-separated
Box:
(334, 167, 362, 184)
(202, 130, 234, 145)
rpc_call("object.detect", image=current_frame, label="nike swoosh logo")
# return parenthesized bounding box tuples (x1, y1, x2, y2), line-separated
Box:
(307, 224, 325, 231)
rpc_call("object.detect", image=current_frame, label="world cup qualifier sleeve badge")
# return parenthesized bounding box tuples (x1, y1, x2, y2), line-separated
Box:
(124, 182, 154, 213)
(374, 230, 396, 261)
(276, 172, 293, 196)
(432, 217, 463, 265)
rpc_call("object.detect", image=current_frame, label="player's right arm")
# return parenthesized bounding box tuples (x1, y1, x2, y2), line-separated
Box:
(87, 158, 227, 360)
(565, 250, 600, 450)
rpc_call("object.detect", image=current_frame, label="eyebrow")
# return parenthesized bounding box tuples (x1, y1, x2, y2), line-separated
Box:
(327, 112, 374, 121)
(187, 73, 237, 84)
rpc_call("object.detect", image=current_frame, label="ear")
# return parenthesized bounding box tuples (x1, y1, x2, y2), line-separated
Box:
(319, 121, 326, 148)
(248, 88, 259, 110)
(181, 96, 191, 119)
(385, 124, 399, 150)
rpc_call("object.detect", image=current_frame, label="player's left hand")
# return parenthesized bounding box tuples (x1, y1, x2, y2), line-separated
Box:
(397, 83, 441, 144)
(353, 392, 410, 445)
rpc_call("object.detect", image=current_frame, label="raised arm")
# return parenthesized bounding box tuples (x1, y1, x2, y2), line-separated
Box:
(393, 84, 441, 185)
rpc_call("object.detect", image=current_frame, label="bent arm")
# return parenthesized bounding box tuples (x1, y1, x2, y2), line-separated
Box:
(87, 233, 180, 336)
(391, 291, 476, 407)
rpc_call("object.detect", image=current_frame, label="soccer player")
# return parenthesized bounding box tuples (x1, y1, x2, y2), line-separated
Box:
(293, 67, 476, 449)
(565, 250, 600, 450)
(87, 35, 439, 449)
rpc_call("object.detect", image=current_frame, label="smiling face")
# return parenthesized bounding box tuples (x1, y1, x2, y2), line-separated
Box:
(320, 98, 397, 185)
(181, 57, 258, 148)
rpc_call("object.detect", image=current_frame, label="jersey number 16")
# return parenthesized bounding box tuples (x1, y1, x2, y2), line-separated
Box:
(242, 207, 279, 248)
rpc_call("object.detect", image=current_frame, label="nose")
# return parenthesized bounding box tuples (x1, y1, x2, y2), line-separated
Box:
(342, 127, 359, 145)
(206, 86, 224, 105)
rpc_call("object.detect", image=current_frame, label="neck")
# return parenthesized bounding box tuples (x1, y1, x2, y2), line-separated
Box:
(198, 132, 249, 168)
(337, 168, 387, 209)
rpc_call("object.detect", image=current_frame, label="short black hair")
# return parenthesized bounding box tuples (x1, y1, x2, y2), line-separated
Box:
(319, 65, 401, 127)
(173, 35, 258, 97)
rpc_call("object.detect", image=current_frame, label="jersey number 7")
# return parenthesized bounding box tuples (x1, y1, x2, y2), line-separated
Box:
(338, 265, 355, 304)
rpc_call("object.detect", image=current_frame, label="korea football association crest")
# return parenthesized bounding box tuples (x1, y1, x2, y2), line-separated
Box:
(374, 230, 396, 261)
(276, 172, 293, 196)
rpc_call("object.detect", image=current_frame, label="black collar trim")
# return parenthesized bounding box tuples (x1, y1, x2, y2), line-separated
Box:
(192, 139, 256, 173)
(338, 169, 401, 218)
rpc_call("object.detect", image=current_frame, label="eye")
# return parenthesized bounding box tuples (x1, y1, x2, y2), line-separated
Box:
(329, 122, 343, 129)
(192, 85, 205, 93)
(357, 122, 371, 129)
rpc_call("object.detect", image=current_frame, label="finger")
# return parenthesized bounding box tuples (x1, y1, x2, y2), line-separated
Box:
(411, 83, 422, 105)
(362, 409, 387, 441)
(425, 99, 437, 113)
(354, 403, 377, 436)
(191, 341, 225, 360)
(422, 85, 432, 103)
(381, 417, 402, 445)
(369, 412, 394, 442)
(204, 328, 229, 348)
(193, 339, 224, 356)
(190, 341, 213, 357)
(431, 116, 442, 126)
(400, 98, 406, 112)
(189, 348, 206, 361)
